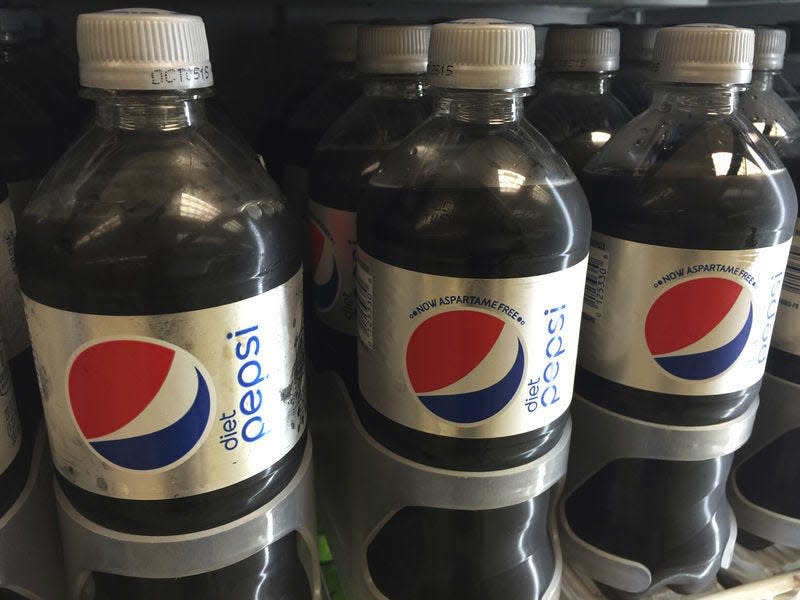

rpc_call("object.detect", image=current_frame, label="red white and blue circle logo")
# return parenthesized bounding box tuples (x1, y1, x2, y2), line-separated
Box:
(645, 277, 753, 380)
(67, 338, 213, 471)
(406, 310, 525, 423)
(310, 219, 339, 311)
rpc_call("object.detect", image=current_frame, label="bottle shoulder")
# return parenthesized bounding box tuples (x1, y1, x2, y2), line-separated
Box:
(586, 107, 788, 178)
(582, 110, 797, 248)
(318, 94, 431, 148)
(369, 115, 578, 191)
(525, 88, 632, 140)
(738, 88, 800, 145)
(18, 122, 300, 312)
(359, 117, 591, 277)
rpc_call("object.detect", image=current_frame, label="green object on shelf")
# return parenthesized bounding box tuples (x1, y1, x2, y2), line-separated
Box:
(319, 533, 347, 599)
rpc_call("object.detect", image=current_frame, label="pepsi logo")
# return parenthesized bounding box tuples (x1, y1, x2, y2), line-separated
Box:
(406, 310, 525, 423)
(67, 338, 213, 470)
(310, 218, 339, 311)
(645, 277, 753, 380)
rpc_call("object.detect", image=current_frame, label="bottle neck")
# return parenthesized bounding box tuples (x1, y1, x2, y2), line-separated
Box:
(89, 90, 210, 131)
(750, 70, 777, 92)
(649, 82, 741, 115)
(434, 89, 526, 125)
(542, 71, 615, 95)
(362, 74, 426, 99)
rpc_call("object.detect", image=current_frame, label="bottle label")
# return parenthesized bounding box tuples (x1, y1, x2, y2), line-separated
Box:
(23, 270, 306, 500)
(771, 220, 800, 357)
(356, 251, 588, 439)
(0, 339, 21, 477)
(580, 233, 790, 395)
(308, 200, 357, 335)
(0, 199, 28, 359)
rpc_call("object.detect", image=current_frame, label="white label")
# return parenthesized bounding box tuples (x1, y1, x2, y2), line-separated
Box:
(0, 340, 21, 476)
(0, 200, 28, 359)
(580, 233, 790, 395)
(772, 220, 800, 357)
(308, 200, 357, 335)
(357, 250, 588, 439)
(24, 271, 306, 500)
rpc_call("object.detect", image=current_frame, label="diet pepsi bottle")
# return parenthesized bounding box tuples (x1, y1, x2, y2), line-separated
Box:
(525, 26, 631, 173)
(279, 22, 361, 216)
(613, 26, 660, 115)
(356, 19, 590, 598)
(308, 22, 431, 398)
(564, 25, 796, 596)
(16, 9, 310, 597)
(0, 8, 59, 436)
(732, 27, 800, 550)
(739, 28, 800, 146)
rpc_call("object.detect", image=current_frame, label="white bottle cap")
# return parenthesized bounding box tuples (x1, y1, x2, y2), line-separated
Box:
(544, 26, 620, 72)
(620, 26, 660, 63)
(77, 9, 213, 91)
(357, 23, 431, 75)
(653, 24, 754, 85)
(427, 19, 535, 90)
(753, 27, 787, 71)
(324, 22, 359, 63)
(535, 25, 548, 65)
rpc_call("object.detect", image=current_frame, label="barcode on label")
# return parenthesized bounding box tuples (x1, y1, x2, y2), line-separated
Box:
(356, 261, 374, 350)
(584, 246, 610, 320)
(783, 244, 800, 295)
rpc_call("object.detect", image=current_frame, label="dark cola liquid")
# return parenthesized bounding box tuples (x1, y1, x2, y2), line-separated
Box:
(86, 532, 312, 600)
(368, 491, 554, 600)
(307, 148, 378, 394)
(356, 180, 589, 600)
(525, 83, 631, 173)
(612, 65, 653, 116)
(735, 156, 800, 536)
(567, 456, 733, 598)
(274, 75, 361, 202)
(571, 167, 795, 593)
(358, 181, 591, 471)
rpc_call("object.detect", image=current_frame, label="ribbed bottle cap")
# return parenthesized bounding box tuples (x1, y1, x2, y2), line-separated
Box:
(753, 27, 786, 71)
(653, 24, 754, 84)
(544, 26, 620, 72)
(535, 25, 548, 65)
(324, 22, 359, 63)
(620, 26, 660, 62)
(427, 19, 535, 90)
(77, 9, 213, 91)
(357, 23, 431, 74)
